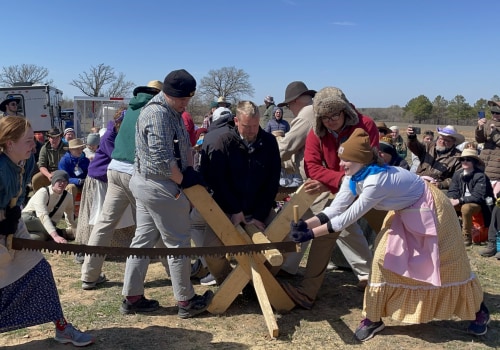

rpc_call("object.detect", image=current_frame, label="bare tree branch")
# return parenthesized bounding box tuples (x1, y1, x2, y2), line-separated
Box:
(69, 63, 134, 97)
(199, 66, 254, 105)
(0, 64, 53, 86)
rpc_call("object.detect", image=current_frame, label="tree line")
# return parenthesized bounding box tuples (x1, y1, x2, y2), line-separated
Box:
(1, 64, 498, 126)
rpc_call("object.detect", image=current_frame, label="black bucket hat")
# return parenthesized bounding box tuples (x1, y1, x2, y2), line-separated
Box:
(277, 81, 316, 107)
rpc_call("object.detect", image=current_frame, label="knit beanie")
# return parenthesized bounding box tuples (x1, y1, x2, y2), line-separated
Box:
(338, 128, 374, 164)
(86, 133, 100, 146)
(51, 170, 69, 186)
(162, 69, 196, 98)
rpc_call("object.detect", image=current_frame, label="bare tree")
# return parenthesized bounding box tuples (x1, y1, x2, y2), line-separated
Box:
(70, 63, 135, 97)
(198, 66, 254, 104)
(0, 64, 53, 86)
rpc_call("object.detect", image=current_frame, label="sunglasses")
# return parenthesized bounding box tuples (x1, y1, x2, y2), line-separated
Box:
(378, 129, 388, 134)
(459, 157, 475, 162)
(492, 111, 500, 115)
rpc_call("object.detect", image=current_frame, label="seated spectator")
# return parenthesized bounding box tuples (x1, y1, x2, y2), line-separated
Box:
(379, 136, 410, 170)
(31, 128, 67, 193)
(265, 106, 290, 134)
(376, 122, 391, 139)
(63, 128, 76, 143)
(390, 125, 408, 159)
(410, 130, 434, 173)
(408, 125, 463, 190)
(447, 148, 494, 246)
(58, 139, 90, 204)
(83, 133, 100, 161)
(22, 170, 76, 242)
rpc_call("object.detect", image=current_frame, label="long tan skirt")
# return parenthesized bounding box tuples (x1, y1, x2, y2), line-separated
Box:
(75, 177, 135, 247)
(363, 185, 483, 324)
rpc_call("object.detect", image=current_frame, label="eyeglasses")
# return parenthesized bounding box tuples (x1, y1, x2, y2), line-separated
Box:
(459, 157, 475, 162)
(321, 112, 343, 122)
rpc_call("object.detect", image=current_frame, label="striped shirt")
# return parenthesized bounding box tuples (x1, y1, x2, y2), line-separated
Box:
(134, 92, 191, 177)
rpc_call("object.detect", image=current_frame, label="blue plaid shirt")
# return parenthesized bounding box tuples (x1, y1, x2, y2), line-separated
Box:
(134, 92, 190, 177)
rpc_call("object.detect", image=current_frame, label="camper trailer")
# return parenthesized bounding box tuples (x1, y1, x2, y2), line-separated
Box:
(0, 83, 63, 133)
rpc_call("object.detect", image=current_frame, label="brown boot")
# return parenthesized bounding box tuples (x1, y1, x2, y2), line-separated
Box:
(479, 241, 497, 257)
(464, 234, 472, 246)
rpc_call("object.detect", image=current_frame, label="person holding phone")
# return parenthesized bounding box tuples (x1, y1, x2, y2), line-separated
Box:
(407, 125, 463, 190)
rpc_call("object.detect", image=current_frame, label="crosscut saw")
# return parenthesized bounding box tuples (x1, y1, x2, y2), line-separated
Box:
(11, 237, 298, 259)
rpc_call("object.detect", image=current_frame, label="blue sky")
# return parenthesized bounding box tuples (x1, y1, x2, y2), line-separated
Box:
(4, 0, 498, 108)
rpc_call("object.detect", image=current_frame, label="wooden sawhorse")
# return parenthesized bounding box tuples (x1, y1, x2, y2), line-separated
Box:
(183, 184, 317, 338)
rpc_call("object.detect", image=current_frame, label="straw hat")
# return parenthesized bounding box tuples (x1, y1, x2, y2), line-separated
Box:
(133, 80, 163, 96)
(64, 138, 86, 150)
(455, 148, 483, 166)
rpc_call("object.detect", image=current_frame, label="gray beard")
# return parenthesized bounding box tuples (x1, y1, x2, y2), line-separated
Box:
(435, 144, 451, 153)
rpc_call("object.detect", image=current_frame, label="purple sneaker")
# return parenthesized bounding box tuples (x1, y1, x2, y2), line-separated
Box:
(354, 318, 385, 341)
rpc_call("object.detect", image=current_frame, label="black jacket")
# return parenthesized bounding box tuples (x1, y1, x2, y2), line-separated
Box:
(447, 168, 494, 226)
(200, 125, 281, 222)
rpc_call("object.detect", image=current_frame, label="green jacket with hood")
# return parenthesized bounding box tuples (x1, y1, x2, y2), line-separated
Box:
(111, 92, 156, 164)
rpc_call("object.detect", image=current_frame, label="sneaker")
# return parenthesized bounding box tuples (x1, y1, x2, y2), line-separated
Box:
(54, 323, 95, 347)
(120, 296, 160, 315)
(178, 290, 214, 319)
(354, 318, 385, 342)
(479, 241, 497, 257)
(280, 281, 314, 310)
(200, 273, 217, 286)
(467, 303, 490, 336)
(82, 274, 107, 290)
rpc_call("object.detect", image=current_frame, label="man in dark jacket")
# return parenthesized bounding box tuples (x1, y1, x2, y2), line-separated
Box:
(200, 100, 281, 285)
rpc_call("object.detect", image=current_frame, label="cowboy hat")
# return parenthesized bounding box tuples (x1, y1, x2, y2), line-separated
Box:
(46, 127, 63, 137)
(455, 148, 483, 166)
(277, 81, 316, 107)
(487, 100, 500, 113)
(133, 80, 163, 96)
(375, 122, 391, 134)
(64, 138, 86, 150)
(0, 96, 21, 112)
(437, 125, 465, 144)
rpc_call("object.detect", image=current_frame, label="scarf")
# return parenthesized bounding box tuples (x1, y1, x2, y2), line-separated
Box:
(349, 163, 388, 196)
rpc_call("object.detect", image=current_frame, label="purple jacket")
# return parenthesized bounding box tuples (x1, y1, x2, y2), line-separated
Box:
(88, 120, 117, 182)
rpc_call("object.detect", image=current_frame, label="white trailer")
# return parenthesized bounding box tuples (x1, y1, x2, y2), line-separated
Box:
(73, 96, 129, 138)
(0, 84, 63, 133)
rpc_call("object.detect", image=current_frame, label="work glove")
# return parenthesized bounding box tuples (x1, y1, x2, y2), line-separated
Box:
(0, 206, 21, 236)
(289, 219, 314, 243)
(181, 166, 206, 189)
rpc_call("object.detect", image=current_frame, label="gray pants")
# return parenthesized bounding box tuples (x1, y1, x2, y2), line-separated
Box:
(21, 212, 51, 241)
(122, 173, 194, 301)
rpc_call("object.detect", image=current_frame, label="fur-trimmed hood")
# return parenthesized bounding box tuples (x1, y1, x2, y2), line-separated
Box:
(313, 87, 359, 137)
